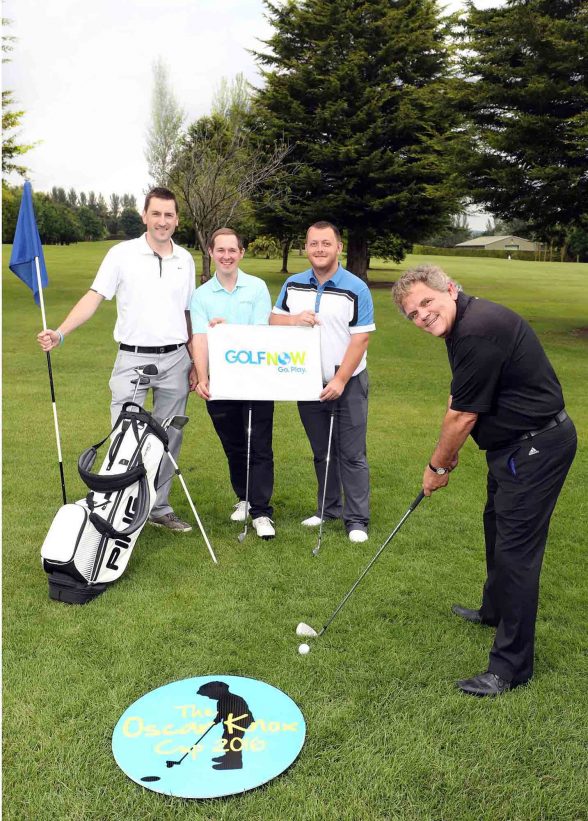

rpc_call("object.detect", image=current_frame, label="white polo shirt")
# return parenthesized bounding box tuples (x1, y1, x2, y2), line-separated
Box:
(91, 234, 195, 346)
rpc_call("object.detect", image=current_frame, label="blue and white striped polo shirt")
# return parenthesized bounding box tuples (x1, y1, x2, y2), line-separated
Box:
(272, 265, 376, 381)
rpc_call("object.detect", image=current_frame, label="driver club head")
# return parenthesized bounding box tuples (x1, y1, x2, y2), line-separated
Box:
(296, 622, 318, 638)
(142, 364, 158, 376)
(130, 376, 151, 385)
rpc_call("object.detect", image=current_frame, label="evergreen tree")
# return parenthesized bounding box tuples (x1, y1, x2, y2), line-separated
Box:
(253, 0, 463, 278)
(145, 57, 184, 186)
(461, 0, 588, 242)
(2, 19, 35, 177)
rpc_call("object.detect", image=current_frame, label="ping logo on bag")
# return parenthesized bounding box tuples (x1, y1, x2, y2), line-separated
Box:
(106, 495, 138, 570)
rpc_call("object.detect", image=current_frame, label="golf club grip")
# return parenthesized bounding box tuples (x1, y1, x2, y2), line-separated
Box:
(410, 490, 426, 510)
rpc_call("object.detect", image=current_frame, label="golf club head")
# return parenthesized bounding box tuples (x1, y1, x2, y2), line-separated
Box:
(169, 415, 189, 430)
(296, 622, 318, 637)
(311, 545, 320, 557)
(165, 760, 177, 768)
(237, 531, 247, 543)
(142, 364, 158, 376)
(130, 376, 150, 385)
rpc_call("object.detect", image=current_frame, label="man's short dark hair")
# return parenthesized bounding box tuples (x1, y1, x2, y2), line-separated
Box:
(306, 221, 342, 243)
(143, 187, 178, 213)
(208, 227, 244, 251)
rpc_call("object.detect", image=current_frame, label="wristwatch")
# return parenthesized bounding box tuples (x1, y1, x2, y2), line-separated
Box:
(428, 463, 448, 475)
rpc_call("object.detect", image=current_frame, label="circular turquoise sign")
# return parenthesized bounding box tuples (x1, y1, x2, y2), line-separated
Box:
(112, 675, 306, 798)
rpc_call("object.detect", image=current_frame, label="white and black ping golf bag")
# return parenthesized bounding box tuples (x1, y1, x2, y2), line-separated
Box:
(41, 402, 172, 604)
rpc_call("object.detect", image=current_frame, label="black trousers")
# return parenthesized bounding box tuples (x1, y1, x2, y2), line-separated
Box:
(206, 400, 274, 519)
(481, 416, 577, 684)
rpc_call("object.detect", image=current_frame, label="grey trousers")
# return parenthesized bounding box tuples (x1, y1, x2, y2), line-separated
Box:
(298, 370, 370, 532)
(109, 346, 192, 517)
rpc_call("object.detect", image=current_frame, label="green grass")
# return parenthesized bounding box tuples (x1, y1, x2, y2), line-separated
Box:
(3, 243, 588, 820)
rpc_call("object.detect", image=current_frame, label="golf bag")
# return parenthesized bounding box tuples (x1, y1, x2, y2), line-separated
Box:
(41, 402, 170, 604)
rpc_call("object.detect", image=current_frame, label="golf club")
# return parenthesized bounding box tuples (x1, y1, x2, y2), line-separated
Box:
(296, 490, 425, 647)
(140, 721, 218, 782)
(312, 403, 336, 557)
(130, 363, 158, 404)
(161, 415, 217, 565)
(237, 403, 253, 543)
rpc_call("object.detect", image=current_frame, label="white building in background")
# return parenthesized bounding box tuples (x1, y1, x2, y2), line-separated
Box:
(456, 235, 542, 252)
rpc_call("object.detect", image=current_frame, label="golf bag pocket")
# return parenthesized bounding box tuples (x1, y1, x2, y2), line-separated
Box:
(41, 403, 169, 604)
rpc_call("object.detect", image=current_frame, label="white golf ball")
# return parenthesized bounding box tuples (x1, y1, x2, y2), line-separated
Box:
(298, 643, 311, 655)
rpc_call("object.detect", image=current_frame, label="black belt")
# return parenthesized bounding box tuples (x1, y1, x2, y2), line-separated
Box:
(119, 343, 183, 354)
(516, 410, 568, 441)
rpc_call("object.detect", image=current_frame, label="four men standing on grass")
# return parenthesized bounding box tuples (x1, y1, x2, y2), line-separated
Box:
(37, 206, 576, 697)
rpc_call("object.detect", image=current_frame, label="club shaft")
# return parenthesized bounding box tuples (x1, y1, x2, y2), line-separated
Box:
(176, 721, 217, 765)
(315, 407, 335, 553)
(318, 491, 425, 636)
(241, 404, 252, 539)
(167, 453, 218, 564)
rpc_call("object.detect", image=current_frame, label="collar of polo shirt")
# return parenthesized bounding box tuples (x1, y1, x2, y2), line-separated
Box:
(310, 263, 344, 287)
(211, 269, 245, 292)
(139, 233, 179, 259)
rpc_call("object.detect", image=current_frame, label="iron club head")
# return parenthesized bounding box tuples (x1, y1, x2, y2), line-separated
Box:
(296, 622, 318, 638)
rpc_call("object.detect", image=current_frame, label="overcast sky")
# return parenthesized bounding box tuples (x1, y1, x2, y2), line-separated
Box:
(3, 0, 500, 229)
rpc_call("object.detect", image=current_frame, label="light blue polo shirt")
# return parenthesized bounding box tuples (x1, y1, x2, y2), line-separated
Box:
(190, 269, 272, 332)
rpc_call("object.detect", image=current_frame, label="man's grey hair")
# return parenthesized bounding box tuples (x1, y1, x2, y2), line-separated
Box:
(392, 265, 460, 314)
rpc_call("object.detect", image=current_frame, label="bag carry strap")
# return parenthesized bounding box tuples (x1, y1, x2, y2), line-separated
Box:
(88, 472, 151, 539)
(78, 446, 147, 492)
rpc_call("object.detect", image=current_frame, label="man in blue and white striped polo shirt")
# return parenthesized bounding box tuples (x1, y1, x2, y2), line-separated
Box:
(270, 221, 376, 543)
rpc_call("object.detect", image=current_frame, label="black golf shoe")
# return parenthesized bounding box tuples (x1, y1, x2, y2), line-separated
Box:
(457, 671, 512, 697)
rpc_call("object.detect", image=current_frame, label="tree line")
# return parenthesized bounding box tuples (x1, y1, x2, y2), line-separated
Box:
(1, 186, 144, 245)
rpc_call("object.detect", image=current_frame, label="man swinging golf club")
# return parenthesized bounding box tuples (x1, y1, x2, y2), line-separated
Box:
(393, 265, 577, 697)
(190, 228, 276, 540)
(37, 187, 195, 533)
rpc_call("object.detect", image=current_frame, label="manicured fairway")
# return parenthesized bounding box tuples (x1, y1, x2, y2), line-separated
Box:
(3, 243, 587, 820)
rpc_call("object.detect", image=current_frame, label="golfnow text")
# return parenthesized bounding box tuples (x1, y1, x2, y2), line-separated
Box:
(225, 349, 307, 373)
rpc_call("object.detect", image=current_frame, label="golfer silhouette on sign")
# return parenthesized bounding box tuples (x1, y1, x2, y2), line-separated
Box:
(197, 681, 255, 770)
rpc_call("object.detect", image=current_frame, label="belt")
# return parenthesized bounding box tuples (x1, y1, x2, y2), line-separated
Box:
(119, 343, 183, 354)
(516, 410, 568, 441)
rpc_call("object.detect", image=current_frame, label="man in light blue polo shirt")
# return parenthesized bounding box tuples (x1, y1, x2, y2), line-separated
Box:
(270, 221, 375, 543)
(190, 228, 275, 539)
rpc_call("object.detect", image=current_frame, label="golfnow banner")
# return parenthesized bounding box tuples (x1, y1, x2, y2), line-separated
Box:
(208, 324, 323, 401)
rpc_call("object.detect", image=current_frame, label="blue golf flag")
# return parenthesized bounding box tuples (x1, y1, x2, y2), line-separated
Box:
(9, 181, 49, 306)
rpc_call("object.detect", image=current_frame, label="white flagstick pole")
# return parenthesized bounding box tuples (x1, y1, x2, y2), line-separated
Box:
(35, 255, 67, 505)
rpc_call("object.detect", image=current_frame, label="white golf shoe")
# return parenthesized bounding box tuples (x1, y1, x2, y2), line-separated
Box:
(301, 515, 322, 527)
(230, 501, 250, 522)
(252, 516, 275, 540)
(349, 529, 368, 543)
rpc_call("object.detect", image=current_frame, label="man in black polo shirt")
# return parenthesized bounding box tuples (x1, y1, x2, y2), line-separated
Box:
(393, 265, 577, 697)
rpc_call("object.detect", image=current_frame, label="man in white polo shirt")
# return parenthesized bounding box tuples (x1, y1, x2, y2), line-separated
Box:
(37, 187, 195, 532)
(190, 227, 275, 540)
(270, 221, 376, 543)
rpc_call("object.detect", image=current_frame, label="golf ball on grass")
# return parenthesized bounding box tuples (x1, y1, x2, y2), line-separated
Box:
(298, 643, 311, 655)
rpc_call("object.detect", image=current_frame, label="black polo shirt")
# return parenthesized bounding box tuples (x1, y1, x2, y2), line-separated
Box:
(446, 292, 565, 450)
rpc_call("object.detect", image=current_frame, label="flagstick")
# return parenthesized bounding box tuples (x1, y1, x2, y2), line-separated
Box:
(35, 256, 67, 505)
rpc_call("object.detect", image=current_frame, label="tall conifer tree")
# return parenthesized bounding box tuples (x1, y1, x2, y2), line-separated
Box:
(461, 0, 588, 246)
(253, 0, 461, 278)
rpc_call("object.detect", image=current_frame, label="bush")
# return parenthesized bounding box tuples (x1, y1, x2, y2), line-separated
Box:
(247, 235, 282, 259)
